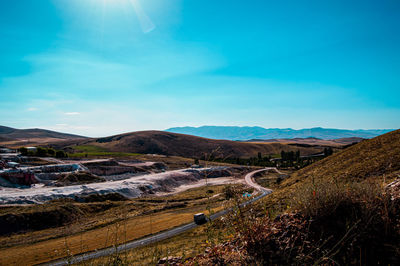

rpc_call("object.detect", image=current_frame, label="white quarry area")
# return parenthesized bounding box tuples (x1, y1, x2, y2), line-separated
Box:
(0, 167, 236, 204)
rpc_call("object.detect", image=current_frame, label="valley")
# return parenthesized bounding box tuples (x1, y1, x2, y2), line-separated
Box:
(0, 127, 398, 265)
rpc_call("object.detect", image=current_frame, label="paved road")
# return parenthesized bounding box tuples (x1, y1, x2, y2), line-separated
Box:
(45, 168, 277, 266)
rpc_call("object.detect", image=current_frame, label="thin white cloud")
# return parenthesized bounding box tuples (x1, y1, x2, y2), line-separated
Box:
(64, 112, 80, 116)
(27, 107, 38, 111)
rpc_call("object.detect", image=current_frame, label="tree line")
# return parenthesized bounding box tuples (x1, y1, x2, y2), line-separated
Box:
(203, 147, 335, 169)
(19, 147, 68, 158)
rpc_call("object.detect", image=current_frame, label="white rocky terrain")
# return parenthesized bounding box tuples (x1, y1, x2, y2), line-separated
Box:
(0, 167, 240, 204)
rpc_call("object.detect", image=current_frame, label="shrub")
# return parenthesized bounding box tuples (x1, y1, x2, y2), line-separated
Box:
(292, 179, 400, 265)
(194, 179, 400, 265)
(36, 147, 47, 157)
(206, 189, 214, 194)
(47, 148, 56, 157)
(19, 147, 28, 156)
(56, 150, 67, 158)
(223, 185, 242, 200)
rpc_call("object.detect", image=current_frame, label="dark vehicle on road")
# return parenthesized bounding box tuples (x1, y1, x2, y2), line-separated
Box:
(194, 213, 207, 225)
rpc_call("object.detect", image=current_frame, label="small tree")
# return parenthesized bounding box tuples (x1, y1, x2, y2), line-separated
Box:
(19, 147, 28, 156)
(324, 147, 333, 157)
(47, 148, 56, 157)
(281, 150, 286, 161)
(56, 150, 66, 158)
(289, 151, 295, 161)
(37, 147, 47, 157)
(296, 150, 300, 161)
(223, 185, 236, 200)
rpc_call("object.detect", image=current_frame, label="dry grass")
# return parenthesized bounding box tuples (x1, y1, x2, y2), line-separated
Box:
(287, 129, 400, 184)
(82, 224, 212, 266)
(0, 185, 234, 265)
(184, 130, 400, 265)
(185, 177, 400, 265)
(81, 187, 254, 265)
(0, 204, 226, 265)
(257, 129, 400, 214)
(253, 169, 292, 190)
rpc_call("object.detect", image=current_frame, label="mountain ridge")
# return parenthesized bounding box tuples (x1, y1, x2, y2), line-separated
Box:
(166, 126, 394, 140)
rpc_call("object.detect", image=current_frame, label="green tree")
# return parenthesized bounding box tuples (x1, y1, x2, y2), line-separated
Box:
(55, 150, 66, 158)
(289, 151, 295, 161)
(47, 148, 56, 157)
(19, 147, 28, 156)
(324, 147, 333, 156)
(37, 147, 47, 157)
(296, 150, 300, 161)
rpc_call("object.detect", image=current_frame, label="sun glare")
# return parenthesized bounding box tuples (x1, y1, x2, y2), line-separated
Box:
(101, 0, 155, 33)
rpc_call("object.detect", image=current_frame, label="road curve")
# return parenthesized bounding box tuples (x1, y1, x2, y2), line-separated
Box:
(45, 168, 277, 266)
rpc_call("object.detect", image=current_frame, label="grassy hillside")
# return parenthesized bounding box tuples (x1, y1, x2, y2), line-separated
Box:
(0, 126, 86, 140)
(62, 131, 324, 159)
(287, 128, 400, 184)
(188, 129, 400, 265)
(259, 129, 400, 211)
(0, 126, 87, 147)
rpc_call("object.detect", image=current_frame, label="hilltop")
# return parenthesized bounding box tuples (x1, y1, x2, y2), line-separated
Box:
(286, 128, 400, 184)
(262, 128, 400, 211)
(166, 126, 392, 140)
(0, 126, 87, 147)
(59, 131, 325, 159)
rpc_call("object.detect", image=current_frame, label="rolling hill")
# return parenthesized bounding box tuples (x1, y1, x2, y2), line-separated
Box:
(0, 126, 87, 147)
(287, 128, 400, 183)
(192, 130, 400, 265)
(59, 131, 326, 158)
(166, 126, 393, 140)
(261, 128, 400, 211)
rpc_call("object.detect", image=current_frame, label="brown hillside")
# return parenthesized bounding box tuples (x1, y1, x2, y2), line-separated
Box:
(192, 130, 400, 265)
(263, 129, 400, 212)
(0, 126, 86, 139)
(66, 131, 323, 159)
(287, 128, 400, 183)
(0, 126, 87, 147)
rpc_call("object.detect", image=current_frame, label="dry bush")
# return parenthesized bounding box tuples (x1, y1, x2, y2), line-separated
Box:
(292, 179, 400, 265)
(191, 178, 400, 265)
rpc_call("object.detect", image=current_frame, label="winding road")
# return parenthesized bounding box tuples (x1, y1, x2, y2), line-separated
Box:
(45, 168, 277, 266)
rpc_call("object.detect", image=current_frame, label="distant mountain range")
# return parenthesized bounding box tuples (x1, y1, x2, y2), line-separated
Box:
(1, 125, 393, 158)
(165, 126, 394, 140)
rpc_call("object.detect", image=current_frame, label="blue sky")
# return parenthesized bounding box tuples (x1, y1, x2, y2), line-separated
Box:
(0, 0, 399, 137)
